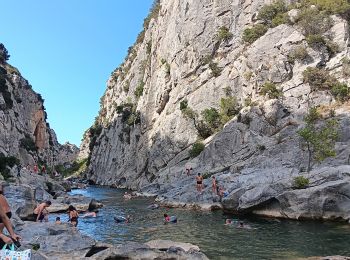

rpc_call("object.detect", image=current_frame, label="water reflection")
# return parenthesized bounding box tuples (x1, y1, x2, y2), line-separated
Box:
(49, 186, 350, 259)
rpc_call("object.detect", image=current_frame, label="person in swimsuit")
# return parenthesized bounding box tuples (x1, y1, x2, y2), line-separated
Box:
(68, 205, 79, 227)
(0, 203, 21, 248)
(55, 217, 61, 224)
(0, 185, 12, 233)
(212, 176, 217, 194)
(33, 201, 51, 222)
(196, 173, 203, 194)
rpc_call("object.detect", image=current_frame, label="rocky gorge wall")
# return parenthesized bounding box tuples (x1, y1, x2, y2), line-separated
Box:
(83, 0, 350, 221)
(0, 44, 78, 169)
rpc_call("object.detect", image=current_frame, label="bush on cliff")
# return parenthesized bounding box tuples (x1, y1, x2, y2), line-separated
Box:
(259, 82, 282, 99)
(242, 24, 268, 44)
(217, 26, 233, 42)
(20, 135, 37, 152)
(0, 154, 19, 180)
(257, 0, 288, 25)
(293, 176, 310, 189)
(189, 141, 205, 158)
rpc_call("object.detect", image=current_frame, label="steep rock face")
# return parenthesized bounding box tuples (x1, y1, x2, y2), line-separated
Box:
(0, 44, 78, 167)
(85, 0, 350, 220)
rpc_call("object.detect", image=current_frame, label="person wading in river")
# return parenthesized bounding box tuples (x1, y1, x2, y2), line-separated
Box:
(68, 205, 79, 227)
(196, 173, 203, 194)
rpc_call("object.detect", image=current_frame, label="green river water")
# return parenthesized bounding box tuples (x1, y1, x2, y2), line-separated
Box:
(50, 186, 350, 259)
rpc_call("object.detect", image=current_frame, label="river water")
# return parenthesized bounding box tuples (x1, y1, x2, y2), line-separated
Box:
(50, 186, 350, 259)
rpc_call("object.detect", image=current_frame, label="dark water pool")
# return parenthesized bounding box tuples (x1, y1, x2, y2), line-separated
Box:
(49, 186, 350, 259)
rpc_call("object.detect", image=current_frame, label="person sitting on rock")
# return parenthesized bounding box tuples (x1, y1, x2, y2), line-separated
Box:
(0, 204, 21, 248)
(68, 205, 79, 227)
(195, 173, 203, 194)
(33, 201, 51, 222)
(0, 185, 12, 232)
(55, 217, 61, 224)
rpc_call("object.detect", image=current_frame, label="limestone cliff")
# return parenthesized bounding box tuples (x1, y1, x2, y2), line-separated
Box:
(83, 0, 350, 221)
(0, 43, 78, 169)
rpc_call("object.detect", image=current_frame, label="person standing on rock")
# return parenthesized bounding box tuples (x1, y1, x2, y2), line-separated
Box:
(196, 173, 203, 194)
(33, 201, 51, 222)
(68, 205, 79, 227)
(33, 164, 38, 174)
(185, 167, 192, 176)
(17, 165, 21, 177)
(41, 165, 46, 175)
(212, 176, 217, 194)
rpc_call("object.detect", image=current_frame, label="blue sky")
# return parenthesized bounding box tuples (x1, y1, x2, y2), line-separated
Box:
(0, 0, 153, 146)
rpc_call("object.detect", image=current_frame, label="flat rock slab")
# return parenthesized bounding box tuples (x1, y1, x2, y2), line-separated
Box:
(146, 239, 200, 252)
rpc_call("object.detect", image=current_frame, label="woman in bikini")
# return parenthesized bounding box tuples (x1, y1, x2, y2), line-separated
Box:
(0, 185, 11, 232)
(195, 173, 203, 194)
(68, 205, 79, 227)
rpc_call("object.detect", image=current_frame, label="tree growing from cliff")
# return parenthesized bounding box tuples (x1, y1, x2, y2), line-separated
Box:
(298, 107, 339, 172)
(0, 43, 10, 63)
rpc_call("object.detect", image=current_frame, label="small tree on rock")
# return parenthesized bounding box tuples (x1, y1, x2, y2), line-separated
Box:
(298, 107, 338, 172)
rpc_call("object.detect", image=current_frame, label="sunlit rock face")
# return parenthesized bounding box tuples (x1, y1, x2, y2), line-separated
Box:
(0, 43, 78, 166)
(83, 1, 350, 220)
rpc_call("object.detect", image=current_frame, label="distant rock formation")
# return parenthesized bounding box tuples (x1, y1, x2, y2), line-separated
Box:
(0, 43, 78, 168)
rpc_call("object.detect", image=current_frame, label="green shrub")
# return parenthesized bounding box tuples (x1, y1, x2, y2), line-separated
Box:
(196, 121, 214, 139)
(293, 176, 310, 189)
(220, 96, 240, 118)
(143, 0, 161, 29)
(0, 155, 19, 180)
(304, 0, 350, 14)
(217, 26, 233, 42)
(257, 0, 288, 25)
(325, 40, 340, 56)
(288, 46, 309, 63)
(271, 12, 289, 27)
(223, 86, 233, 96)
(164, 62, 170, 75)
(243, 24, 268, 44)
(302, 67, 332, 90)
(209, 62, 221, 77)
(189, 141, 205, 158)
(296, 8, 333, 37)
(20, 135, 37, 152)
(0, 44, 10, 63)
(304, 107, 321, 124)
(244, 97, 252, 107)
(202, 108, 221, 129)
(259, 82, 282, 99)
(134, 81, 145, 98)
(306, 34, 326, 47)
(180, 100, 188, 111)
(331, 83, 349, 101)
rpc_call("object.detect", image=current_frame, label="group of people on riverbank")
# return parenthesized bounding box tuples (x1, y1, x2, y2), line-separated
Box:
(194, 172, 228, 200)
(33, 201, 98, 227)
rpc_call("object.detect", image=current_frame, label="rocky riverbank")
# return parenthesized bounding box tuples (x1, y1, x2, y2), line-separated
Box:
(16, 222, 208, 260)
(2, 168, 208, 260)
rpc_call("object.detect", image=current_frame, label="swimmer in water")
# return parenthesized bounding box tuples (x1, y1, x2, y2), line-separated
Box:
(82, 210, 98, 218)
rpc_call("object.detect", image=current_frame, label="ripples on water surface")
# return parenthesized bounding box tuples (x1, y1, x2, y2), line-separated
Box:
(49, 186, 350, 259)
